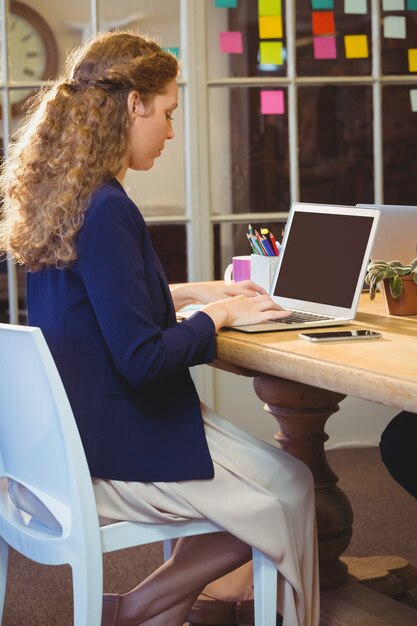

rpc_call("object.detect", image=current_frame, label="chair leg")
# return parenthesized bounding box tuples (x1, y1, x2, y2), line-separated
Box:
(71, 555, 104, 626)
(0, 537, 9, 623)
(163, 538, 173, 561)
(252, 548, 277, 626)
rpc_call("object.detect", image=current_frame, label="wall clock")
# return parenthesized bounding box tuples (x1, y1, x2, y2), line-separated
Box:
(5, 0, 58, 115)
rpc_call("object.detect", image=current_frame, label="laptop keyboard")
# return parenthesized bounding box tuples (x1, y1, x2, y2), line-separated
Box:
(279, 311, 335, 325)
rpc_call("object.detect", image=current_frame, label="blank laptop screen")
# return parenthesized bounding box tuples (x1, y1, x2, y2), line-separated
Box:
(272, 211, 374, 308)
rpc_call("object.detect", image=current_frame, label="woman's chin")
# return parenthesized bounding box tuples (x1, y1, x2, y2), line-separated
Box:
(142, 158, 156, 171)
(132, 159, 155, 172)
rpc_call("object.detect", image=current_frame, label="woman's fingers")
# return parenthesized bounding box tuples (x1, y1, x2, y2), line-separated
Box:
(224, 280, 269, 297)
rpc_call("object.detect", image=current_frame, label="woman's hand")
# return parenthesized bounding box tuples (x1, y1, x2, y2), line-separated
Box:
(201, 294, 291, 331)
(192, 279, 269, 302)
(170, 280, 267, 311)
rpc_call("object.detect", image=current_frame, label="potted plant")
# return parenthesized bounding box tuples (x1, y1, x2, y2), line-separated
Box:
(365, 258, 417, 315)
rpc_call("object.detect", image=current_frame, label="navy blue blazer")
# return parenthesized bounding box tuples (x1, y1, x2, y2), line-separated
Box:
(27, 179, 216, 481)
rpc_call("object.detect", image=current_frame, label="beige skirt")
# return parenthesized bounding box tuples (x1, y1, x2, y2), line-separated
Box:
(93, 404, 319, 626)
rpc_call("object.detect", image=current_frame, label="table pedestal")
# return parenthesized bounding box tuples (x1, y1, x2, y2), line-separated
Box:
(253, 374, 351, 589)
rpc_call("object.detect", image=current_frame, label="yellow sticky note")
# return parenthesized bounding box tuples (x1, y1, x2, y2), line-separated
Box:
(408, 49, 417, 72)
(259, 15, 283, 39)
(259, 41, 283, 65)
(258, 0, 282, 16)
(344, 34, 368, 59)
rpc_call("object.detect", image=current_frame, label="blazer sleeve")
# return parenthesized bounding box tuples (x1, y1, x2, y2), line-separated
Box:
(77, 189, 216, 388)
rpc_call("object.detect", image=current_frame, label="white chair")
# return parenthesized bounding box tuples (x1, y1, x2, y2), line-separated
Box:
(0, 323, 277, 625)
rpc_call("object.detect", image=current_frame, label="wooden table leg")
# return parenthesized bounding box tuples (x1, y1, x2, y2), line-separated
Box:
(253, 374, 351, 590)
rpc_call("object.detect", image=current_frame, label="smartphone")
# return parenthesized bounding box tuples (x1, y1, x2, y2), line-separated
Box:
(298, 330, 382, 342)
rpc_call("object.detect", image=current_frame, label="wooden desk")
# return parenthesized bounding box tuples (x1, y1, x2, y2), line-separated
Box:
(190, 293, 417, 625)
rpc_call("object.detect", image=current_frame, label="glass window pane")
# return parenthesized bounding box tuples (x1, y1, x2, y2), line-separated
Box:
(7, 87, 38, 134)
(148, 224, 187, 283)
(4, 0, 88, 117)
(383, 85, 417, 204)
(126, 86, 185, 218)
(0, 260, 8, 323)
(99, 0, 180, 48)
(298, 84, 374, 205)
(98, 0, 184, 218)
(210, 86, 289, 215)
(7, 1, 58, 81)
(0, 87, 6, 321)
(213, 220, 286, 281)
(5, 2, 87, 81)
(0, 262, 27, 325)
(207, 0, 287, 79)
(381, 6, 417, 75)
(296, 0, 372, 77)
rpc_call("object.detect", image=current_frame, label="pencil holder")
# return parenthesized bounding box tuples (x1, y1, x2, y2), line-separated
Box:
(250, 254, 279, 294)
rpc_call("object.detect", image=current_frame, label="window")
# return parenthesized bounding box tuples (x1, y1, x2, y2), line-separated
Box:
(1, 0, 417, 322)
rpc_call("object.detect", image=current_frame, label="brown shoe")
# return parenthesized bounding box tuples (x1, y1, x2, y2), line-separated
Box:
(101, 593, 121, 626)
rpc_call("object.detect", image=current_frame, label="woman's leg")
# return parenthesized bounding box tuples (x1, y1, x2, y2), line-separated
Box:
(380, 411, 417, 499)
(116, 531, 252, 626)
(133, 589, 201, 626)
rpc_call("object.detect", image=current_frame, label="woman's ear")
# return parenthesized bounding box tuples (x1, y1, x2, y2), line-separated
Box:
(127, 90, 148, 118)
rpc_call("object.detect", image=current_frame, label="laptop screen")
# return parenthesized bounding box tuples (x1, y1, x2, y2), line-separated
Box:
(357, 204, 417, 263)
(272, 210, 374, 308)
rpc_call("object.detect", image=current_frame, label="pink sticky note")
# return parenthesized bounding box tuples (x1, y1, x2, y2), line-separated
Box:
(313, 36, 337, 59)
(260, 90, 285, 115)
(219, 31, 243, 54)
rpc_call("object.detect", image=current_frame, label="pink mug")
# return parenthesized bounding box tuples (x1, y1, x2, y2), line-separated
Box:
(224, 255, 251, 284)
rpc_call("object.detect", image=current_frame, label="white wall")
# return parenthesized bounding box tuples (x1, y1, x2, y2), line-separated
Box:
(203, 366, 398, 449)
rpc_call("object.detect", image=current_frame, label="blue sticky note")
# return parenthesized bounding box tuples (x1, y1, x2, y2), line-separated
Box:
(164, 47, 180, 58)
(311, 0, 334, 8)
(215, 0, 238, 7)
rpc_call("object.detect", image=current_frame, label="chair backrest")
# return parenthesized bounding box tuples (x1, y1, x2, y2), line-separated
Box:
(0, 323, 99, 535)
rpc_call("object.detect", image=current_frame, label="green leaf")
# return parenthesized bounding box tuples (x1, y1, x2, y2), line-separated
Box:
(368, 260, 388, 270)
(369, 282, 377, 300)
(396, 266, 412, 276)
(412, 272, 417, 285)
(390, 275, 403, 299)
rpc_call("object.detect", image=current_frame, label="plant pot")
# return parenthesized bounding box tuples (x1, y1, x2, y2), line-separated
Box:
(383, 275, 417, 316)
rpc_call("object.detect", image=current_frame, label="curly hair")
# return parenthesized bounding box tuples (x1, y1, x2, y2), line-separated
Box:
(0, 31, 179, 270)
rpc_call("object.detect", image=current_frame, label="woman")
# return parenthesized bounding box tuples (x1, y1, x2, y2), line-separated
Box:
(0, 32, 319, 626)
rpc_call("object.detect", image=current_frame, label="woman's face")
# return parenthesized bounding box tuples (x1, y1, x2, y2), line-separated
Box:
(124, 78, 178, 174)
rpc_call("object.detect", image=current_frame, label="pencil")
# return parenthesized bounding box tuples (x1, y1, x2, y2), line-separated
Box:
(268, 231, 280, 256)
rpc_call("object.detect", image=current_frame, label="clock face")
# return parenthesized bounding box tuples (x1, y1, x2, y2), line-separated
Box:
(9, 15, 47, 104)
(1, 1, 58, 113)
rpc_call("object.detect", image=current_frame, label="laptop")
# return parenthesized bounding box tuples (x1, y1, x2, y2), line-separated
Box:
(356, 204, 417, 264)
(229, 202, 380, 332)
